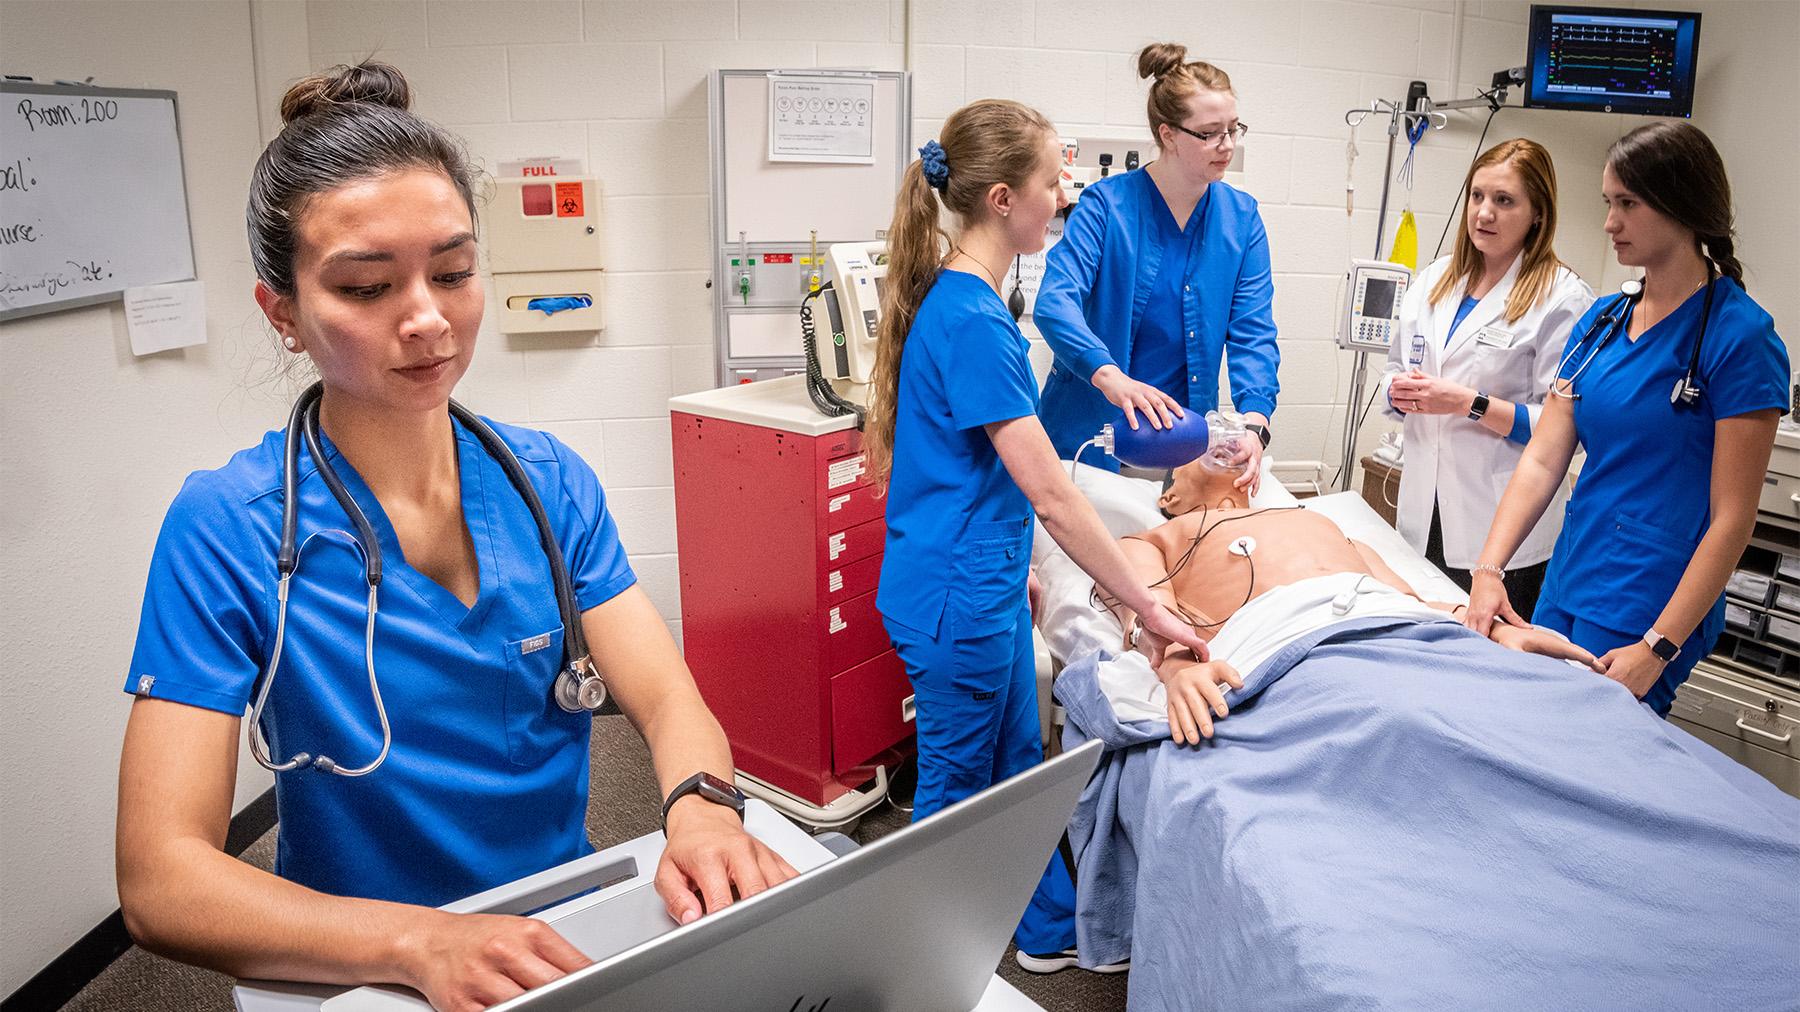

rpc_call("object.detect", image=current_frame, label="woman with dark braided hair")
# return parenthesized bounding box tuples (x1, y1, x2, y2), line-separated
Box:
(1465, 121, 1788, 718)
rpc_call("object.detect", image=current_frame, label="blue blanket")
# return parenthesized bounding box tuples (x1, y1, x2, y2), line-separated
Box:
(1059, 618, 1800, 1011)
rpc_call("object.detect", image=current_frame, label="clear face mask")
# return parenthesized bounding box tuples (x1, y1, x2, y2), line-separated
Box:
(1200, 410, 1249, 473)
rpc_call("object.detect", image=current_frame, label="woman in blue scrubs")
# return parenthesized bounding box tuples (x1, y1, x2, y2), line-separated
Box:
(115, 64, 794, 1012)
(1465, 122, 1788, 717)
(865, 99, 1219, 975)
(1035, 43, 1279, 493)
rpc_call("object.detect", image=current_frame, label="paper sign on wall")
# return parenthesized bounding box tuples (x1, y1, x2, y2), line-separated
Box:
(1016, 215, 1066, 318)
(768, 75, 875, 164)
(124, 280, 206, 356)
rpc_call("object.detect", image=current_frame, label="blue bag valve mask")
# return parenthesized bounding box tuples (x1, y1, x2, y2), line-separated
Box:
(1096, 409, 1212, 469)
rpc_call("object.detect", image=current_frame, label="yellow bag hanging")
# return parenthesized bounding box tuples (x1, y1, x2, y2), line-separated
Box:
(1388, 208, 1418, 271)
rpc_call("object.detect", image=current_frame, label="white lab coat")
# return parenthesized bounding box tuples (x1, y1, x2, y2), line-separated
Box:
(1376, 254, 1595, 569)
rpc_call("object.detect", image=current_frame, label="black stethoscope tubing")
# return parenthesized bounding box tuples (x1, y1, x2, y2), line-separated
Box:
(257, 382, 610, 777)
(1558, 275, 1714, 407)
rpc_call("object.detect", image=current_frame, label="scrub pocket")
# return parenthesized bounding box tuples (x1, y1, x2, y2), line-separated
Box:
(948, 517, 1031, 637)
(502, 627, 584, 767)
(1605, 514, 1701, 629)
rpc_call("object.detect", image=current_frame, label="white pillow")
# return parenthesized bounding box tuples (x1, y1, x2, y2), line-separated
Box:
(1029, 463, 1163, 566)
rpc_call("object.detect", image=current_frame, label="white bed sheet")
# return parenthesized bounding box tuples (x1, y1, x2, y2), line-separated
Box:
(1034, 459, 1466, 668)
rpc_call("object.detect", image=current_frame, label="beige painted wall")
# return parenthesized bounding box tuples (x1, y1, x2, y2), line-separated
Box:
(0, 0, 288, 993)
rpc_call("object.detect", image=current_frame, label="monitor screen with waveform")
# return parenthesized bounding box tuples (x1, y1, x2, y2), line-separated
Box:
(1525, 6, 1701, 117)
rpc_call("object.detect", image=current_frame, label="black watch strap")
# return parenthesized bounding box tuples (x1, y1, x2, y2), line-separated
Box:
(1245, 423, 1271, 449)
(661, 771, 746, 830)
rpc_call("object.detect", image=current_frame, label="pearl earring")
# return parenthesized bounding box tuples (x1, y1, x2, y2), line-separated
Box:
(283, 335, 298, 350)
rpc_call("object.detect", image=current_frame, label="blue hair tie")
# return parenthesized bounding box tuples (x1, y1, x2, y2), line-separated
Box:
(918, 140, 949, 193)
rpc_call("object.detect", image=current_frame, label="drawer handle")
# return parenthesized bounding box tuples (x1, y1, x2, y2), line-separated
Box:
(1790, 492, 1800, 505)
(900, 694, 916, 724)
(1734, 716, 1792, 744)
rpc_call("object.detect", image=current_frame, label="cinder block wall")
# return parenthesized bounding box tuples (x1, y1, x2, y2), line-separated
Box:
(300, 0, 1635, 628)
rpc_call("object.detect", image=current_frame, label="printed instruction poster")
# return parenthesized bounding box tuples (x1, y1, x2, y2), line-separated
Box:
(768, 75, 875, 164)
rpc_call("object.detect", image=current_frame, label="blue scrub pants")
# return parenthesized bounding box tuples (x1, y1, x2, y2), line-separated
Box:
(886, 604, 1078, 955)
(1533, 599, 1714, 717)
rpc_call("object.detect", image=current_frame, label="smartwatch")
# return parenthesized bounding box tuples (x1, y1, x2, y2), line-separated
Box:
(661, 771, 747, 830)
(1245, 423, 1271, 449)
(1467, 391, 1491, 421)
(1643, 629, 1681, 663)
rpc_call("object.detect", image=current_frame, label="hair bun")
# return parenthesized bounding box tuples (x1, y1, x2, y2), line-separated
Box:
(280, 62, 412, 124)
(1137, 42, 1188, 81)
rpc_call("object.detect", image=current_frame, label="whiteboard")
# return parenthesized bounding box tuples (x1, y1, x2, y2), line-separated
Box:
(0, 83, 196, 321)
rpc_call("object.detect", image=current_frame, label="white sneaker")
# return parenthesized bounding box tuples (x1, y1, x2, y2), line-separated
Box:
(1014, 947, 1130, 975)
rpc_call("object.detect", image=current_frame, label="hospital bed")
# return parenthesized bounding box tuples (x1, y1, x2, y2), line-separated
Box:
(1031, 460, 1800, 1011)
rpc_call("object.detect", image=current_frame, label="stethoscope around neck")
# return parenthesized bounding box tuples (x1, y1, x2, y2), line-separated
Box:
(246, 382, 610, 777)
(1551, 273, 1715, 407)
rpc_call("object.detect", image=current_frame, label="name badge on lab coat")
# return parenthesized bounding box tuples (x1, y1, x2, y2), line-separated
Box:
(1474, 326, 1517, 350)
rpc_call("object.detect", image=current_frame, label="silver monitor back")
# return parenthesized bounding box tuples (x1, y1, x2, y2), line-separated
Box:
(495, 739, 1103, 1012)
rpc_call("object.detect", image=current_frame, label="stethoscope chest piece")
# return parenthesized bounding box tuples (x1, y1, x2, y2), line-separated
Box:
(554, 657, 609, 713)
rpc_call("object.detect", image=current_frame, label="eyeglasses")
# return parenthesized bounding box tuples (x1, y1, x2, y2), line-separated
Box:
(1172, 122, 1249, 147)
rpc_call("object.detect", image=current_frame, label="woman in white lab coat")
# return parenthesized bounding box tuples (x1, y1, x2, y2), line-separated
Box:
(1378, 139, 1593, 618)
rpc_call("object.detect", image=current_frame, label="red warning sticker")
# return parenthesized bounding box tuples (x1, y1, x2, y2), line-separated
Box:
(554, 182, 585, 218)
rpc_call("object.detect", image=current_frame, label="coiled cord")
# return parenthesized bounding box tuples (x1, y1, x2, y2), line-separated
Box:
(800, 284, 864, 426)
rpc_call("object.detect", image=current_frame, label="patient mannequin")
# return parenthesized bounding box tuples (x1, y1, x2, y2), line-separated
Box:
(1110, 457, 1599, 744)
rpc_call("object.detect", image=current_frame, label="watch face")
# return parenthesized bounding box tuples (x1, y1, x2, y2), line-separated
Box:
(696, 772, 744, 807)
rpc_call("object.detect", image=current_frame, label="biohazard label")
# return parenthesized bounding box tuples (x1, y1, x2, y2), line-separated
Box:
(829, 607, 847, 634)
(829, 532, 846, 560)
(827, 455, 865, 489)
(828, 493, 851, 513)
(554, 181, 585, 217)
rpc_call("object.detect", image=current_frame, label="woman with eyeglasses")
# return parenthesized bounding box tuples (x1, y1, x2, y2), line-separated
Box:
(1035, 42, 1279, 495)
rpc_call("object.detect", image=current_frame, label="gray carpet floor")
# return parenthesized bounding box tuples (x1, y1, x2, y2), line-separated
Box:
(64, 716, 1126, 1011)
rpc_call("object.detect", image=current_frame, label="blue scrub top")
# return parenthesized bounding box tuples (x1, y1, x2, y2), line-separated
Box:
(1447, 295, 1480, 344)
(1129, 195, 1204, 407)
(1034, 171, 1280, 462)
(125, 417, 637, 907)
(878, 269, 1038, 639)
(1541, 277, 1788, 647)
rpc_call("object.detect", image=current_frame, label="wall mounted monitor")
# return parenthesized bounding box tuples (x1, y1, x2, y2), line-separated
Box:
(1525, 6, 1701, 117)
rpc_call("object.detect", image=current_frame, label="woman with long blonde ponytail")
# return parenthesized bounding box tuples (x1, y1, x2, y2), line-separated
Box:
(870, 100, 1218, 974)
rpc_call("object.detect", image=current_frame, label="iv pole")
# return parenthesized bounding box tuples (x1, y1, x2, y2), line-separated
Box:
(1335, 85, 1504, 491)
